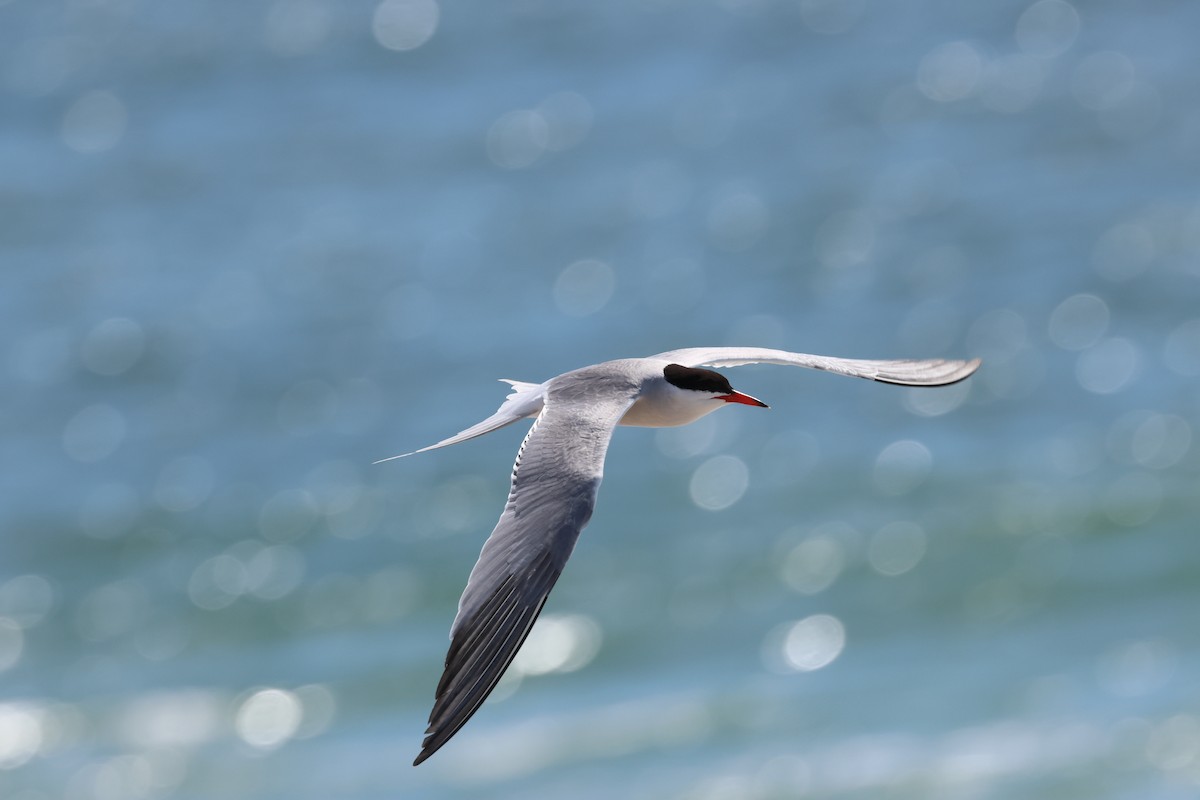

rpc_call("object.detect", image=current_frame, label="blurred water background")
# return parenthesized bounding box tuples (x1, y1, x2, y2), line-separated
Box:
(4, 0, 1200, 797)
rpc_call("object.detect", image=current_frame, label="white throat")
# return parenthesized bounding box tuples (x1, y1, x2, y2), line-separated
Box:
(618, 380, 723, 428)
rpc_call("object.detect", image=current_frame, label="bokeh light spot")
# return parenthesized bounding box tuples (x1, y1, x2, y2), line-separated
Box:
(1075, 337, 1138, 394)
(188, 555, 248, 611)
(1015, 0, 1080, 58)
(513, 614, 602, 676)
(0, 703, 43, 769)
(0, 619, 24, 673)
(781, 534, 845, 595)
(867, 521, 927, 577)
(553, 259, 614, 317)
(873, 440, 932, 496)
(235, 688, 302, 750)
(689, 454, 750, 511)
(777, 614, 846, 672)
(372, 0, 438, 52)
(61, 90, 127, 153)
(486, 109, 550, 170)
(917, 41, 982, 102)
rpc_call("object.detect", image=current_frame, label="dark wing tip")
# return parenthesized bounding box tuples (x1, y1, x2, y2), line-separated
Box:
(873, 357, 982, 387)
(413, 553, 561, 766)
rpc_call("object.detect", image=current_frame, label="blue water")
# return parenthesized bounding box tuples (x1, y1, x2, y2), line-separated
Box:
(4, 1, 1200, 797)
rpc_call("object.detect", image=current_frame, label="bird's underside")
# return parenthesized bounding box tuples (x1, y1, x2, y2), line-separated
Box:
(401, 348, 980, 765)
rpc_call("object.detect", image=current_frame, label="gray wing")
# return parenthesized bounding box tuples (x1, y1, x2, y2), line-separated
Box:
(650, 346, 980, 386)
(413, 382, 640, 765)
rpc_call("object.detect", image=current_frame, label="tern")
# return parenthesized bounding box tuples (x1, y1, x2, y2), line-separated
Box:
(387, 346, 981, 765)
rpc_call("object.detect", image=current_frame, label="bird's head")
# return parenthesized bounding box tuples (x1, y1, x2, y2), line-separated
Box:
(663, 363, 769, 408)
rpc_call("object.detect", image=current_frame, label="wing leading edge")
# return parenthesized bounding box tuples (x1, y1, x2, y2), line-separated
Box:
(650, 346, 980, 386)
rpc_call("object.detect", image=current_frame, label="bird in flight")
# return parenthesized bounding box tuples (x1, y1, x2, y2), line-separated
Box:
(382, 346, 981, 765)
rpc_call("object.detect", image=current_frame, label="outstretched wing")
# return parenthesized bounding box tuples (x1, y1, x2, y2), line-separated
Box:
(413, 379, 640, 765)
(650, 347, 980, 386)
